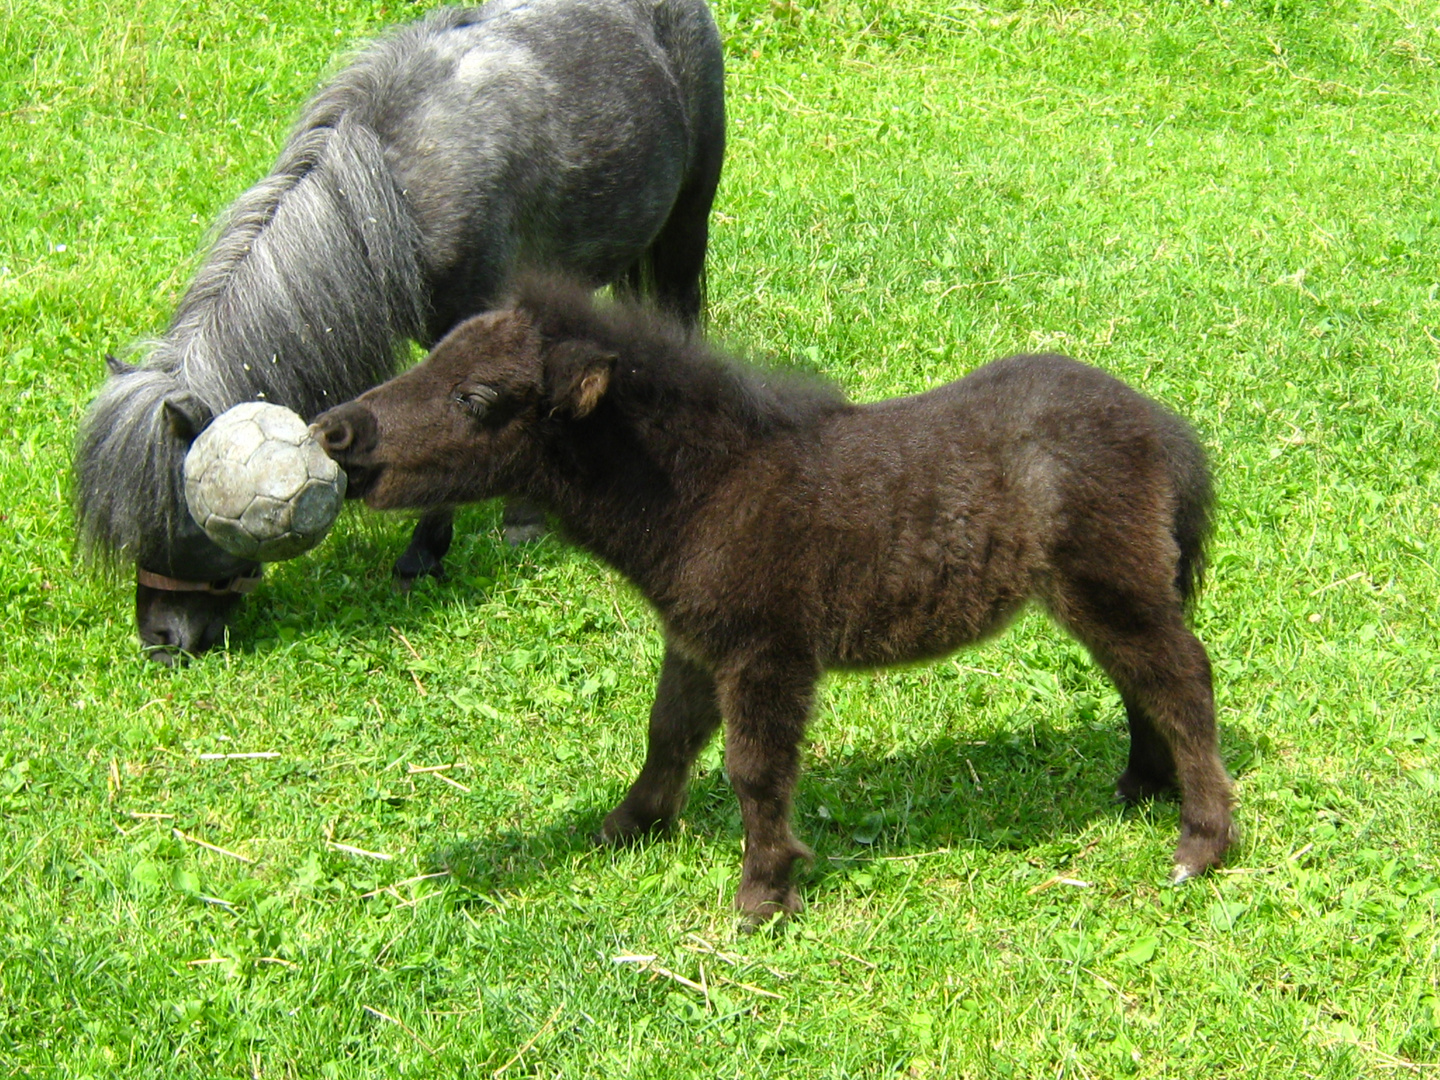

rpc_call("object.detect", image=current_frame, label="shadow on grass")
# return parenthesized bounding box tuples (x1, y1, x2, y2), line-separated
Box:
(214, 501, 565, 655)
(424, 719, 1260, 901)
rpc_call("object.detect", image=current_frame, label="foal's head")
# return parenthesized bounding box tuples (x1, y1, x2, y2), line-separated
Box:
(314, 309, 616, 510)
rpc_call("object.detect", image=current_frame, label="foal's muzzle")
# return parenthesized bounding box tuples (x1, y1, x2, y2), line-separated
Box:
(311, 406, 380, 498)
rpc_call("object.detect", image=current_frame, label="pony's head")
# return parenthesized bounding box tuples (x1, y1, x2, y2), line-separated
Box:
(76, 356, 262, 664)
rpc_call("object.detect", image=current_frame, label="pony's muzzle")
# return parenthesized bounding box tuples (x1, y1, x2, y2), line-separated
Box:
(136, 578, 243, 664)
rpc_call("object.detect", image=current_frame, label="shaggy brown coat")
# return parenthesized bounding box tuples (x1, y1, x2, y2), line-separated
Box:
(314, 279, 1234, 921)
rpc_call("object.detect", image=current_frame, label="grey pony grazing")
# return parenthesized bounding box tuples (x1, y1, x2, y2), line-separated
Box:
(74, 0, 725, 664)
(314, 280, 1236, 923)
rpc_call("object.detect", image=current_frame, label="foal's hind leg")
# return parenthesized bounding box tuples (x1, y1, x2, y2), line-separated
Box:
(1060, 592, 1234, 881)
(600, 643, 723, 843)
(501, 498, 547, 545)
(1116, 693, 1180, 803)
(394, 508, 454, 589)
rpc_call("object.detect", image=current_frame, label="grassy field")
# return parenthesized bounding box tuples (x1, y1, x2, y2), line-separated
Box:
(3, 0, 1440, 1075)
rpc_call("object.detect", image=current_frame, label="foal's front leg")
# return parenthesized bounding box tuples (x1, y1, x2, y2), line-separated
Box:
(600, 643, 723, 843)
(715, 652, 818, 924)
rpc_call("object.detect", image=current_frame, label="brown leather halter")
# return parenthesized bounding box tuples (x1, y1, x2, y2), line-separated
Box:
(136, 568, 264, 595)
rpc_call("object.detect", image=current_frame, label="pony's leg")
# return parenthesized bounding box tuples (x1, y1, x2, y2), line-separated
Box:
(648, 147, 724, 323)
(1116, 693, 1180, 802)
(600, 643, 722, 842)
(647, 201, 709, 322)
(714, 651, 818, 924)
(393, 508, 453, 588)
(501, 498, 547, 545)
(1062, 592, 1234, 881)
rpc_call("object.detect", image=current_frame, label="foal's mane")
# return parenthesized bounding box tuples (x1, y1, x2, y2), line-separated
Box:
(74, 12, 469, 566)
(511, 275, 849, 443)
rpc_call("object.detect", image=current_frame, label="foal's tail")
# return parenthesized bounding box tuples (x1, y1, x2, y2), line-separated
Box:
(1158, 410, 1214, 607)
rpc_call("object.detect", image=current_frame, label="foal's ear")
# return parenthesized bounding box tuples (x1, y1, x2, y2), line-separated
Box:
(105, 353, 138, 377)
(547, 341, 617, 420)
(162, 392, 214, 443)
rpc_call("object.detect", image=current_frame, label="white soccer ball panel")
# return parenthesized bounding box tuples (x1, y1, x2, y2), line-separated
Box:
(220, 418, 268, 467)
(203, 515, 260, 560)
(302, 439, 342, 485)
(239, 494, 291, 538)
(248, 440, 311, 501)
(257, 529, 316, 563)
(224, 401, 273, 426)
(193, 461, 245, 525)
(253, 404, 310, 445)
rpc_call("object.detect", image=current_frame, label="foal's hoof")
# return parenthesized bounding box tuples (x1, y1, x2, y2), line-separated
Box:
(596, 807, 667, 848)
(594, 825, 641, 849)
(1170, 820, 1239, 883)
(1169, 862, 1203, 885)
(1115, 768, 1178, 804)
(735, 884, 803, 932)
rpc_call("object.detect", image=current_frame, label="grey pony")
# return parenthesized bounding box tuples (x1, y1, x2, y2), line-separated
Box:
(74, 0, 725, 664)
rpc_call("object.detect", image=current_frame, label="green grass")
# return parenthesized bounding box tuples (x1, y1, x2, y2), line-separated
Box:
(3, 0, 1440, 1075)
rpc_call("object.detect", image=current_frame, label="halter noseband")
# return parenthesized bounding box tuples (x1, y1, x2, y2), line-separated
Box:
(136, 568, 264, 595)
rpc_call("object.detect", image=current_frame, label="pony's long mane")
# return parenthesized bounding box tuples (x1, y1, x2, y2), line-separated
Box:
(75, 16, 445, 567)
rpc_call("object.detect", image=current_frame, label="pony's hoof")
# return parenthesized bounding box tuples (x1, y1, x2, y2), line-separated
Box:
(142, 644, 190, 667)
(501, 498, 547, 544)
(392, 572, 440, 595)
(503, 521, 547, 546)
(393, 561, 447, 593)
(392, 559, 446, 591)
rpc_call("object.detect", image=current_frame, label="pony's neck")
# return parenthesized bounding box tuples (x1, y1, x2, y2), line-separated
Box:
(158, 115, 426, 419)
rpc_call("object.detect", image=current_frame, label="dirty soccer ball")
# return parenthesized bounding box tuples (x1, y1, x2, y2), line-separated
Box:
(183, 401, 346, 562)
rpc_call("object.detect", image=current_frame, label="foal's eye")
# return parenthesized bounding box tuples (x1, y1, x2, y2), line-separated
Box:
(455, 385, 500, 420)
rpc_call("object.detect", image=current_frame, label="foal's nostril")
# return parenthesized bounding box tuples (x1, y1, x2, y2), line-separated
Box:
(313, 408, 378, 457)
(315, 419, 354, 454)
